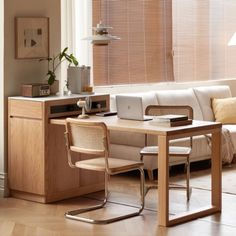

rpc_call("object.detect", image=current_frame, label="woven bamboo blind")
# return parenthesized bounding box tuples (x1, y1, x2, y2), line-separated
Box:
(172, 0, 236, 82)
(92, 0, 174, 86)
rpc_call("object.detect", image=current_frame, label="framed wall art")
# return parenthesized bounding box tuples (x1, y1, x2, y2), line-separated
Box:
(15, 17, 49, 59)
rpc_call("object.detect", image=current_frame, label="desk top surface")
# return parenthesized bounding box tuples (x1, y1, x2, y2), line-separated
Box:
(50, 115, 222, 137)
(8, 93, 106, 102)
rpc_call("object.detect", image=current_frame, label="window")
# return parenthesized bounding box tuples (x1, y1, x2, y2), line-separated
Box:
(70, 0, 173, 86)
(172, 0, 236, 82)
(92, 0, 174, 85)
(70, 0, 236, 86)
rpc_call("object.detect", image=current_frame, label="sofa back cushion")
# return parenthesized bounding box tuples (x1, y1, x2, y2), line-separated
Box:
(193, 85, 232, 121)
(155, 89, 203, 120)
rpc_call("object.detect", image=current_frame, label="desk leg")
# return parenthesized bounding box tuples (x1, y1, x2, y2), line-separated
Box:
(211, 129, 222, 210)
(158, 135, 169, 226)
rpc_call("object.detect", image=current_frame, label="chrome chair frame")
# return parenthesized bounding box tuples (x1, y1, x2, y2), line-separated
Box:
(140, 105, 193, 201)
(64, 118, 145, 224)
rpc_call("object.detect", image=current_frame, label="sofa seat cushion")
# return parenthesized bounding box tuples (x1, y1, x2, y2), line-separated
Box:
(155, 89, 203, 120)
(193, 85, 232, 121)
(212, 97, 236, 124)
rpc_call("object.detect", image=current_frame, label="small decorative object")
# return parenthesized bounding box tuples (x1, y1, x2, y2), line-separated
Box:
(39, 47, 78, 94)
(67, 65, 93, 94)
(77, 99, 89, 119)
(63, 80, 72, 96)
(21, 83, 50, 97)
(15, 17, 49, 59)
(83, 85, 93, 94)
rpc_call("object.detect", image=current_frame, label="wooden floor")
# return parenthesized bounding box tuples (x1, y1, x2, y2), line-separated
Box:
(1, 166, 236, 236)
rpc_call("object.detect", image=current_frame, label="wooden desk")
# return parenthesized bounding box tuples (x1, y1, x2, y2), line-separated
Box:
(51, 116, 222, 227)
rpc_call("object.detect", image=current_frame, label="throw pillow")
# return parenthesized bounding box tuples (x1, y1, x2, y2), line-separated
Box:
(212, 97, 236, 123)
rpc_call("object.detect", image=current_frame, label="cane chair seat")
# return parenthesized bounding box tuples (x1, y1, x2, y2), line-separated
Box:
(76, 157, 143, 173)
(140, 146, 191, 157)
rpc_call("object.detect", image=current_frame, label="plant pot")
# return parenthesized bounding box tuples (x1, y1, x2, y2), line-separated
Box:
(50, 80, 59, 95)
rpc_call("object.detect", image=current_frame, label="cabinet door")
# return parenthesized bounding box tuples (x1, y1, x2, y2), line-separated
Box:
(8, 117, 44, 195)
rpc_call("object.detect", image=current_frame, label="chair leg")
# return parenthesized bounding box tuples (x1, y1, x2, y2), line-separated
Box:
(186, 156, 191, 201)
(140, 154, 144, 162)
(144, 159, 192, 201)
(147, 170, 154, 181)
(168, 158, 191, 201)
(139, 168, 145, 212)
(65, 169, 145, 224)
(140, 154, 154, 181)
(65, 172, 109, 224)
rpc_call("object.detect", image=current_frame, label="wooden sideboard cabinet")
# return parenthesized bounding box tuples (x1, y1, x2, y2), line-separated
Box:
(8, 94, 109, 203)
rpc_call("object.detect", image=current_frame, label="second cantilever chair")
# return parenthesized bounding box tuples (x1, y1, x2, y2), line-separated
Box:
(140, 105, 193, 201)
(64, 118, 145, 224)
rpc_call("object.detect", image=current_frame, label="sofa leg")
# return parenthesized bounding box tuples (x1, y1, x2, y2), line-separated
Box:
(147, 170, 154, 181)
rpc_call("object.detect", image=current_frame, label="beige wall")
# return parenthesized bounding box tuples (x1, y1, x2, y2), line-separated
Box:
(0, 0, 4, 196)
(4, 0, 61, 95)
(1, 0, 61, 196)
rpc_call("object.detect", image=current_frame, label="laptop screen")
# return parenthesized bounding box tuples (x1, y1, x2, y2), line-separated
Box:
(116, 95, 152, 121)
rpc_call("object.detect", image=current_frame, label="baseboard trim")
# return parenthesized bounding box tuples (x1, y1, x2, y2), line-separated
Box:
(0, 172, 9, 197)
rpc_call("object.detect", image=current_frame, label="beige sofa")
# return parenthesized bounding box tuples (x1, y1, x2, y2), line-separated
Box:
(108, 85, 236, 179)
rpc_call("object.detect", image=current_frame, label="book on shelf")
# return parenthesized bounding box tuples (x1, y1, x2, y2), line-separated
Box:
(150, 118, 192, 127)
(152, 114, 188, 122)
(169, 119, 192, 127)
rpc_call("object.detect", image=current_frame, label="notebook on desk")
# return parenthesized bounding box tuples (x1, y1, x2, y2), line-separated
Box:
(116, 95, 153, 121)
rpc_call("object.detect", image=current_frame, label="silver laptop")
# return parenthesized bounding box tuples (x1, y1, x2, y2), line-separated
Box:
(116, 95, 153, 121)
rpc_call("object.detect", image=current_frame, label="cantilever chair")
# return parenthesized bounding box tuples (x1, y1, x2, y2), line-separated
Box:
(140, 105, 193, 201)
(64, 118, 145, 224)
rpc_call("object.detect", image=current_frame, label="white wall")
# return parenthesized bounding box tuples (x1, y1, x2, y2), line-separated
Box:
(1, 0, 61, 197)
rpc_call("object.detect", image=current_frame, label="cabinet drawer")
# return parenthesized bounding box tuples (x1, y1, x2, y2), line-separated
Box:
(9, 99, 43, 119)
(8, 117, 44, 194)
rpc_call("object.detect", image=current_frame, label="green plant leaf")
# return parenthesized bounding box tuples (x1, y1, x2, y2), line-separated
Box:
(59, 48, 68, 61)
(47, 71, 56, 85)
(70, 54, 79, 66)
(59, 53, 64, 61)
(65, 55, 72, 63)
(62, 47, 68, 54)
(40, 47, 79, 83)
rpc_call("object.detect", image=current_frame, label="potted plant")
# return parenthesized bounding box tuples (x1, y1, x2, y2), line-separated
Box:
(40, 47, 79, 94)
